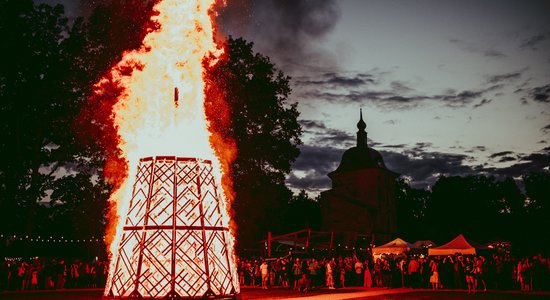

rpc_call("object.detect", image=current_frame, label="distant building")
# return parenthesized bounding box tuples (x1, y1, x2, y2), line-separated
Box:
(320, 110, 398, 244)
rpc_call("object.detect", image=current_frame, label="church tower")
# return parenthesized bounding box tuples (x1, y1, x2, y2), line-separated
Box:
(320, 110, 398, 244)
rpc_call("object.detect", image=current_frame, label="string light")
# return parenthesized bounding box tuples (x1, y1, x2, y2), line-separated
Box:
(0, 233, 106, 243)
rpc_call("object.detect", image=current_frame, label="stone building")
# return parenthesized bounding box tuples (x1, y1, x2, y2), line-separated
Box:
(320, 110, 398, 244)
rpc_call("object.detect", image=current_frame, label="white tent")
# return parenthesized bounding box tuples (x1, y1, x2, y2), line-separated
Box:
(373, 238, 416, 255)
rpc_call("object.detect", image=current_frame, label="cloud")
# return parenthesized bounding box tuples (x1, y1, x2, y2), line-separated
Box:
(383, 144, 407, 149)
(449, 38, 506, 58)
(485, 71, 522, 85)
(296, 69, 507, 110)
(299, 119, 354, 147)
(497, 156, 517, 163)
(520, 33, 548, 50)
(382, 149, 475, 188)
(390, 81, 415, 93)
(434, 85, 503, 108)
(217, 0, 341, 72)
(435, 89, 483, 107)
(296, 86, 429, 110)
(473, 98, 493, 108)
(383, 119, 399, 125)
(286, 145, 342, 192)
(484, 147, 550, 178)
(529, 84, 550, 103)
(465, 146, 488, 153)
(489, 151, 514, 158)
(472, 146, 487, 152)
(294, 72, 375, 88)
(290, 138, 479, 191)
(314, 128, 353, 146)
(299, 119, 327, 131)
(288, 142, 550, 194)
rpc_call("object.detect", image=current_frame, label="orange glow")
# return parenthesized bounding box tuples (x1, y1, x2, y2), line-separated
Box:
(90, 0, 239, 297)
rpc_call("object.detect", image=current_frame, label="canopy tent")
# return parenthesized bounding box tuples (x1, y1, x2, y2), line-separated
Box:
(372, 238, 416, 255)
(428, 234, 485, 256)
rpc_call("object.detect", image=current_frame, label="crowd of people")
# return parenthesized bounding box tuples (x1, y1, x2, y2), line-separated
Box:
(236, 252, 550, 293)
(0, 257, 108, 291)
(1, 252, 549, 294)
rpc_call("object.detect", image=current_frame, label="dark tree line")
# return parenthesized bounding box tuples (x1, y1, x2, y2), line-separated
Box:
(283, 172, 550, 254)
(395, 172, 550, 254)
(204, 37, 302, 251)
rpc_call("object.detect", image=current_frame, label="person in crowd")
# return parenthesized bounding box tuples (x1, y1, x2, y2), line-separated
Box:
(292, 258, 302, 290)
(279, 258, 289, 288)
(407, 256, 420, 288)
(464, 256, 476, 294)
(1, 252, 549, 293)
(441, 255, 453, 289)
(325, 259, 335, 289)
(453, 255, 464, 290)
(307, 258, 319, 288)
(519, 257, 532, 292)
(429, 258, 440, 290)
(363, 258, 372, 288)
(354, 258, 364, 286)
(475, 256, 487, 292)
(296, 273, 310, 293)
(272, 258, 281, 287)
(339, 258, 346, 288)
(260, 260, 269, 289)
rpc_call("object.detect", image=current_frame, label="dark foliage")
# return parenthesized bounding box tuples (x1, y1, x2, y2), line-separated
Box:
(0, 0, 159, 256)
(395, 173, 550, 254)
(204, 37, 302, 250)
(284, 190, 322, 232)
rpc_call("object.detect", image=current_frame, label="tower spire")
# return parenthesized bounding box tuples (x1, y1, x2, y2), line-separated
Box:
(357, 108, 367, 147)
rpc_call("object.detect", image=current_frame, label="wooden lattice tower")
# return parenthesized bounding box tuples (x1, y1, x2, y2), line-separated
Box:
(105, 156, 239, 299)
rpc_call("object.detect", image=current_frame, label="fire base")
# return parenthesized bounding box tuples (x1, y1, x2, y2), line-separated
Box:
(105, 156, 239, 299)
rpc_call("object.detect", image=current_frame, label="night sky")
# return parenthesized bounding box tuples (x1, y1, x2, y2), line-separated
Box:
(39, 0, 550, 195)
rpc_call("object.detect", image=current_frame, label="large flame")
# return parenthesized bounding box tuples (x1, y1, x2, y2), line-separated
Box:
(89, 0, 237, 289)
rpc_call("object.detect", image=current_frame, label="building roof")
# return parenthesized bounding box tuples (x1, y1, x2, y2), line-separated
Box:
(332, 109, 392, 173)
(335, 146, 387, 172)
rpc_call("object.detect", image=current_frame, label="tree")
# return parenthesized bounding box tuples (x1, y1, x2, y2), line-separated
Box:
(395, 178, 430, 240)
(523, 171, 550, 215)
(204, 37, 302, 250)
(0, 0, 159, 256)
(426, 175, 506, 242)
(0, 0, 76, 236)
(522, 171, 550, 252)
(283, 190, 321, 232)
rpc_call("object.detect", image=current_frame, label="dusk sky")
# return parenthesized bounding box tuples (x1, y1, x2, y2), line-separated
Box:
(218, 0, 550, 195)
(41, 0, 550, 195)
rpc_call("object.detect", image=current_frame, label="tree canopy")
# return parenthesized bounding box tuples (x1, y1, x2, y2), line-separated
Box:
(395, 172, 550, 253)
(204, 37, 302, 250)
(0, 0, 160, 257)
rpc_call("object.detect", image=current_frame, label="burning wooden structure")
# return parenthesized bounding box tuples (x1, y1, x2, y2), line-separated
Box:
(105, 156, 239, 298)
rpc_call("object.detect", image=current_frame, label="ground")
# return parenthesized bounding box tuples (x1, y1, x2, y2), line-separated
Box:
(1, 287, 550, 300)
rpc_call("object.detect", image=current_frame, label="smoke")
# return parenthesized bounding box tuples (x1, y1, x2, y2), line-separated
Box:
(35, 0, 341, 73)
(216, 0, 341, 73)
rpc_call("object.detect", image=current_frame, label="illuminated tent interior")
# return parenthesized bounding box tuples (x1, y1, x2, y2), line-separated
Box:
(413, 240, 436, 248)
(372, 238, 417, 256)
